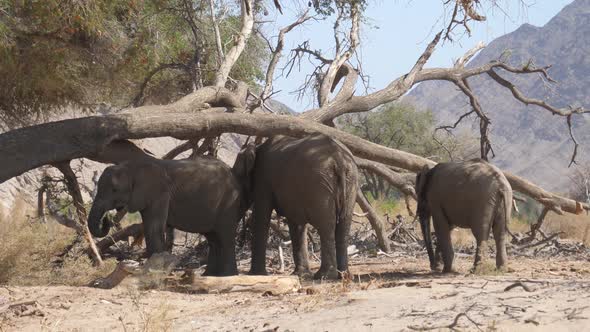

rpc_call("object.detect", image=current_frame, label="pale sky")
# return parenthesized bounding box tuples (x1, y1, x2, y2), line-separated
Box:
(261, 0, 575, 112)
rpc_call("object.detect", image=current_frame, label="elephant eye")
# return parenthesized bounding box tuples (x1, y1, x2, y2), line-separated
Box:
(112, 188, 118, 193)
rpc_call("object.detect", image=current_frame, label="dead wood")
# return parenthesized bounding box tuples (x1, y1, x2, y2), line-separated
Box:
(407, 303, 482, 331)
(189, 274, 301, 295)
(504, 281, 535, 293)
(356, 189, 390, 252)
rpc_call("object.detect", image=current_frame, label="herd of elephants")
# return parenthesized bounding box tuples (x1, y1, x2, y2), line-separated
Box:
(87, 134, 513, 279)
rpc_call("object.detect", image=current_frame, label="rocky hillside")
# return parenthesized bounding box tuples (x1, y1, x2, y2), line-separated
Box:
(406, 0, 590, 192)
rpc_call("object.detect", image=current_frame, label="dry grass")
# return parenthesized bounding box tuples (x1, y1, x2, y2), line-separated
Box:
(545, 212, 590, 245)
(0, 198, 117, 286)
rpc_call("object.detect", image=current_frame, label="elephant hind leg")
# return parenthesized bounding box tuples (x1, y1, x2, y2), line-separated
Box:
(472, 225, 491, 272)
(313, 212, 339, 280)
(432, 208, 454, 273)
(288, 222, 312, 277)
(492, 215, 508, 270)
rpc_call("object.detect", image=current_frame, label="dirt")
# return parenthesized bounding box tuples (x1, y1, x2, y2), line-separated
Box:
(2, 254, 590, 332)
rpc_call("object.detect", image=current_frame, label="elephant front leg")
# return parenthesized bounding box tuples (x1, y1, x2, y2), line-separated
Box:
(140, 197, 170, 256)
(218, 228, 238, 276)
(249, 197, 273, 275)
(288, 222, 312, 277)
(203, 233, 221, 276)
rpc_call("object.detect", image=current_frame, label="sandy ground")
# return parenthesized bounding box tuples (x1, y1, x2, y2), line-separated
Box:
(2, 255, 590, 332)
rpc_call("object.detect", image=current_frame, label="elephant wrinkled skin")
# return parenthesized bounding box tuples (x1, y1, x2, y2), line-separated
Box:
(416, 159, 513, 273)
(88, 157, 249, 276)
(237, 134, 359, 280)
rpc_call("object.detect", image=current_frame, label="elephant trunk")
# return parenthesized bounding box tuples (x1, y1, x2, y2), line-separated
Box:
(417, 204, 436, 271)
(87, 203, 112, 238)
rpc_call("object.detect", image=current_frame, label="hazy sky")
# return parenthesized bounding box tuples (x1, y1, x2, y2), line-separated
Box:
(262, 0, 575, 112)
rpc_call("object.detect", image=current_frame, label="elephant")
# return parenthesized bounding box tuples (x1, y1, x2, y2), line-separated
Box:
(235, 134, 359, 280)
(88, 156, 250, 276)
(415, 158, 513, 273)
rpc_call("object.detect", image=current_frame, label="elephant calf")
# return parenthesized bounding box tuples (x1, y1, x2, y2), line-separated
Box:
(415, 159, 513, 273)
(235, 134, 359, 280)
(88, 157, 249, 276)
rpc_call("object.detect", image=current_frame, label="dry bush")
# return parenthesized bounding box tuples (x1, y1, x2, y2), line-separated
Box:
(0, 198, 116, 286)
(544, 212, 590, 245)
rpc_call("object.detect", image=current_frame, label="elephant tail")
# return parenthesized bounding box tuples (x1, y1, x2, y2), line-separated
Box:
(498, 184, 513, 233)
(336, 156, 359, 227)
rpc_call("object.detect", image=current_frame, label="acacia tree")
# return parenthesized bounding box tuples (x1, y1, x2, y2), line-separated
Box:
(1, 0, 588, 262)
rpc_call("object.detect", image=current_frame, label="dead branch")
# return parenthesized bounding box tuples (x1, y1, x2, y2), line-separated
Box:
(355, 157, 417, 199)
(356, 189, 390, 252)
(1, 112, 587, 217)
(261, 10, 313, 102)
(504, 281, 535, 292)
(408, 303, 481, 331)
(53, 161, 103, 266)
(96, 223, 143, 253)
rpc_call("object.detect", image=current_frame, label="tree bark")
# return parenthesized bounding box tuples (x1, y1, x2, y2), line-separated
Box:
(0, 112, 585, 216)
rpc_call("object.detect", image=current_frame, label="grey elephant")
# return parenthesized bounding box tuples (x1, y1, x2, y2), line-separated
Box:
(88, 156, 249, 276)
(415, 159, 513, 273)
(235, 134, 359, 279)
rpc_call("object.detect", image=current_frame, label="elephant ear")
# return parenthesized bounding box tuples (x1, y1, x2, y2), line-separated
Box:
(233, 143, 256, 179)
(415, 165, 432, 197)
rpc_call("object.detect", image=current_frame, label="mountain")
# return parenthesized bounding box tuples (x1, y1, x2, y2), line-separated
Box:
(405, 0, 590, 192)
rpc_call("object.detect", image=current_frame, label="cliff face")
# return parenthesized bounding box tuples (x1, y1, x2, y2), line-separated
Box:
(406, 0, 590, 191)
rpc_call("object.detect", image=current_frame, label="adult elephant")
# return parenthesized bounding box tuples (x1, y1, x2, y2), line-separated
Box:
(88, 156, 250, 276)
(235, 134, 359, 280)
(415, 159, 513, 273)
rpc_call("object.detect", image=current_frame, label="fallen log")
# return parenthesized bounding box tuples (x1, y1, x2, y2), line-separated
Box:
(189, 273, 301, 295)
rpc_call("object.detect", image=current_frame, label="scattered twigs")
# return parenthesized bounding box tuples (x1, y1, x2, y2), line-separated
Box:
(408, 303, 482, 331)
(517, 232, 563, 251)
(504, 281, 535, 293)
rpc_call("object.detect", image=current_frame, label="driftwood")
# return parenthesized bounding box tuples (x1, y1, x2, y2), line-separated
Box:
(90, 252, 300, 295)
(189, 273, 301, 295)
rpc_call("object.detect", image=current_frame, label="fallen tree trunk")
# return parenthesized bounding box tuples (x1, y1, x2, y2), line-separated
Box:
(0, 112, 585, 215)
(189, 274, 301, 295)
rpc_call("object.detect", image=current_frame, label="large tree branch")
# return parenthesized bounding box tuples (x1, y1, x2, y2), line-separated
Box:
(1, 112, 585, 216)
(355, 158, 416, 199)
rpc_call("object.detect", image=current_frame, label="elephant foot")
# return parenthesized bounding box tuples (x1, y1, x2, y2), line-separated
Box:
(292, 267, 313, 279)
(248, 268, 268, 276)
(313, 268, 340, 280)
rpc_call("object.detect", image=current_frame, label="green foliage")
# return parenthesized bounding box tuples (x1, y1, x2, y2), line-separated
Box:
(341, 102, 441, 157)
(0, 0, 269, 125)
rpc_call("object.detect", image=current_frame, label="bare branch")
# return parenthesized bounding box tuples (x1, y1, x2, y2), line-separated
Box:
(262, 10, 313, 100)
(214, 0, 254, 87)
(209, 0, 225, 66)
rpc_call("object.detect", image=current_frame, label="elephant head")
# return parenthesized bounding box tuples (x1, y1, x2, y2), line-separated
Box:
(232, 143, 257, 211)
(88, 164, 134, 238)
(415, 165, 436, 270)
